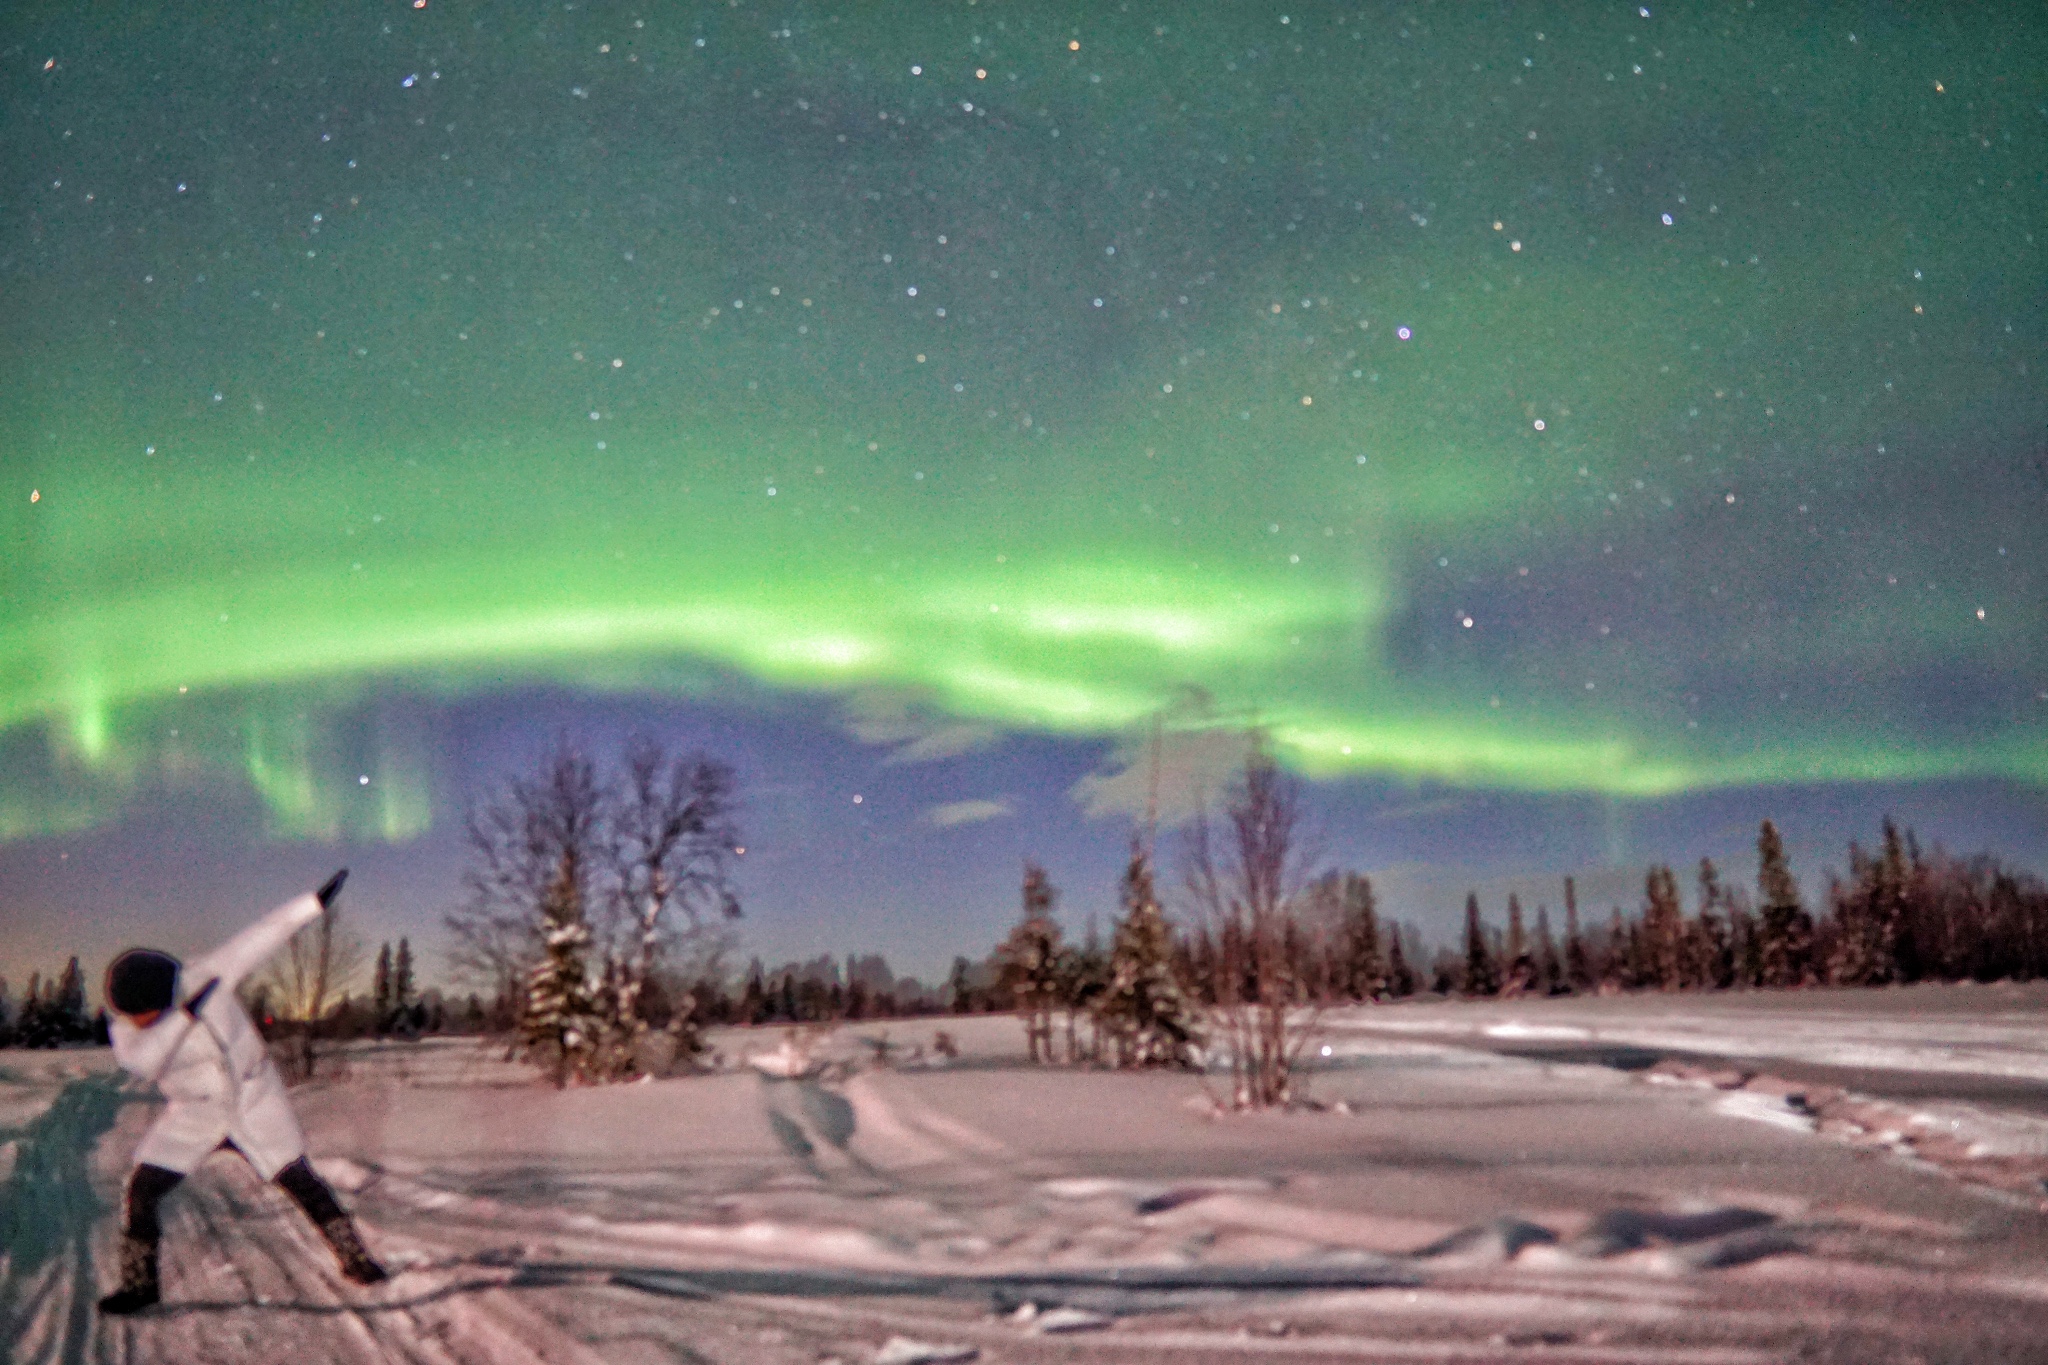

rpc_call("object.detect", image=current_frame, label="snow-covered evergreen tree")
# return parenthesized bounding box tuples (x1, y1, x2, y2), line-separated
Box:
(1095, 840, 1201, 1068)
(521, 852, 600, 1087)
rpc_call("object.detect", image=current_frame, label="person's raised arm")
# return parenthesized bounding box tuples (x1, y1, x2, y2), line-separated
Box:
(182, 870, 347, 996)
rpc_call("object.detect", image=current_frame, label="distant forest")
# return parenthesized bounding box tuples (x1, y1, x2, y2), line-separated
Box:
(710, 817, 2048, 1031)
(0, 956, 107, 1049)
(4, 815, 2044, 1054)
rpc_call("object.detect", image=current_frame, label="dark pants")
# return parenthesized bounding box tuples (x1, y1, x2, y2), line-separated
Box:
(123, 1143, 344, 1244)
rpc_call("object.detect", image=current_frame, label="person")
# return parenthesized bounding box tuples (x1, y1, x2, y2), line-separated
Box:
(98, 870, 388, 1315)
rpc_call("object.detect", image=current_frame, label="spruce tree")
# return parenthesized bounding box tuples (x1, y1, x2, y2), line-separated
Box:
(995, 862, 1066, 1063)
(1830, 822, 1911, 986)
(1729, 899, 1761, 987)
(373, 943, 393, 1031)
(1693, 857, 1735, 988)
(53, 957, 90, 1042)
(1463, 894, 1500, 996)
(18, 971, 44, 1047)
(947, 957, 975, 1014)
(1504, 894, 1530, 993)
(740, 961, 767, 1023)
(394, 938, 416, 1016)
(1604, 908, 1632, 990)
(1534, 905, 1562, 994)
(1096, 840, 1201, 1067)
(1563, 877, 1592, 991)
(1058, 923, 1110, 1063)
(1338, 872, 1384, 1000)
(1384, 929, 1418, 997)
(1877, 819, 1914, 981)
(1643, 866, 1684, 989)
(1756, 819, 1810, 986)
(521, 851, 599, 1087)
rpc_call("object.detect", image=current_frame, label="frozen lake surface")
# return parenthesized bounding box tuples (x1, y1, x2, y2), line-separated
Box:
(4, 984, 2046, 1363)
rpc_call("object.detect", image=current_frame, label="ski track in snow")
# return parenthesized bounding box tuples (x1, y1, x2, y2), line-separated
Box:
(7, 1011, 2048, 1363)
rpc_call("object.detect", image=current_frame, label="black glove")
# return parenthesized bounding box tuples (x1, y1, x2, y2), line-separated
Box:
(183, 978, 220, 1018)
(316, 868, 349, 908)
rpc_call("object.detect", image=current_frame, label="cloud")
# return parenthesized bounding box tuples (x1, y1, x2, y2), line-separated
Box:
(1070, 725, 1257, 828)
(843, 691, 999, 765)
(925, 798, 1014, 828)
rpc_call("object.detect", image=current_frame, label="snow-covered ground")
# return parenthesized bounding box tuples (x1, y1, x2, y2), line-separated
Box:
(1335, 980, 2048, 1084)
(6, 986, 2048, 1363)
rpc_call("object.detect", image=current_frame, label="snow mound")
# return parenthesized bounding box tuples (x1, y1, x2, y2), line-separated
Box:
(1034, 1305, 1112, 1333)
(874, 1337, 978, 1364)
(1907, 1103, 2048, 1159)
(1712, 1091, 1818, 1135)
(1483, 1021, 1593, 1041)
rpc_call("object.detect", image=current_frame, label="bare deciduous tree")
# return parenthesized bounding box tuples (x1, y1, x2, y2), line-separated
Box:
(258, 899, 366, 1083)
(1182, 742, 1322, 1109)
(446, 742, 606, 1028)
(595, 739, 741, 1073)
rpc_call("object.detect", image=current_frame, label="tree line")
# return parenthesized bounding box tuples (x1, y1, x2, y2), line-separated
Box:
(1432, 817, 2048, 997)
(0, 957, 107, 1048)
(963, 812, 2048, 1029)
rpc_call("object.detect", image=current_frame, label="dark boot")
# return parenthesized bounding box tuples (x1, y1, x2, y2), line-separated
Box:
(318, 1216, 388, 1284)
(97, 1234, 161, 1315)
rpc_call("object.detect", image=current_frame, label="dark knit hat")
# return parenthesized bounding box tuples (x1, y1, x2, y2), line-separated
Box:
(106, 949, 181, 1015)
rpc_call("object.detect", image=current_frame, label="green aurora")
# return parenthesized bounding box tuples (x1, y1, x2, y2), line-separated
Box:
(4, 1, 2043, 841)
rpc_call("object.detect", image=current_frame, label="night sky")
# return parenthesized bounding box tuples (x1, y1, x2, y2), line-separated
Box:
(3, 1, 2043, 989)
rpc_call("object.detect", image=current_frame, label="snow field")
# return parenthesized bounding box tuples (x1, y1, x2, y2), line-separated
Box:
(6, 987, 2048, 1362)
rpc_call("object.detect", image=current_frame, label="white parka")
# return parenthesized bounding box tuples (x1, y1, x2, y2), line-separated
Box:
(110, 890, 324, 1179)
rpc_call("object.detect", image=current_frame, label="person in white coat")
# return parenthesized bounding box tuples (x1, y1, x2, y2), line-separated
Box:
(98, 870, 387, 1315)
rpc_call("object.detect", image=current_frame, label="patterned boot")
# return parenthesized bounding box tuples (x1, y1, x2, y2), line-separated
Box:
(318, 1215, 389, 1285)
(97, 1234, 161, 1315)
